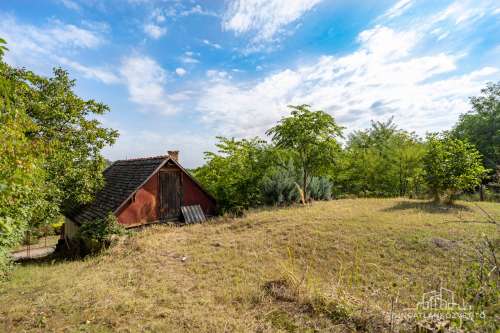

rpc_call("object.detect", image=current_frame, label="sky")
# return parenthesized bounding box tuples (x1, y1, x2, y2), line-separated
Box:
(1, 0, 499, 167)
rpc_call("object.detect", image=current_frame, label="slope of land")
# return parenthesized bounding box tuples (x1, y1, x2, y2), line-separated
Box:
(1, 199, 498, 332)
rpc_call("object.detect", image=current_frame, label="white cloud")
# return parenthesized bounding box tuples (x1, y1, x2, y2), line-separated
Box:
(0, 15, 120, 86)
(431, 0, 497, 26)
(59, 0, 81, 11)
(206, 70, 231, 81)
(203, 39, 222, 49)
(180, 5, 218, 17)
(175, 67, 187, 76)
(120, 55, 178, 114)
(223, 0, 322, 44)
(180, 51, 200, 64)
(144, 23, 167, 39)
(357, 25, 418, 60)
(0, 14, 109, 79)
(153, 4, 218, 20)
(379, 0, 413, 19)
(57, 56, 120, 84)
(194, 24, 497, 138)
(152, 8, 166, 23)
(102, 129, 214, 168)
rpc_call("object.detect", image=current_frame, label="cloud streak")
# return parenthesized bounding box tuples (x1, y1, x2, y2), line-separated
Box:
(223, 0, 322, 47)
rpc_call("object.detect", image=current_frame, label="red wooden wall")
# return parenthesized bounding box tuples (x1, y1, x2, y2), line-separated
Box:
(116, 165, 216, 226)
(116, 173, 159, 226)
(181, 172, 217, 216)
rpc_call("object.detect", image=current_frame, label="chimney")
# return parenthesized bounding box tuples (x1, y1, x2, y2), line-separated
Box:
(168, 150, 179, 162)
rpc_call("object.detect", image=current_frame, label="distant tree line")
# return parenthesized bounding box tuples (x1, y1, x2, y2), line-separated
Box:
(194, 83, 499, 214)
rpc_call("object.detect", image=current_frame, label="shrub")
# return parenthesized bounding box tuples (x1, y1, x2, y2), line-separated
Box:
(77, 213, 126, 254)
(456, 236, 499, 331)
(424, 134, 487, 203)
(261, 164, 300, 206)
(308, 177, 332, 201)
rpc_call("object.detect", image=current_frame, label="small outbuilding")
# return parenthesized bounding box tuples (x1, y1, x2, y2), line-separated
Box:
(64, 151, 216, 239)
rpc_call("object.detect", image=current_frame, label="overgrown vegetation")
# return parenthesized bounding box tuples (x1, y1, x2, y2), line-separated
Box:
(194, 85, 497, 213)
(457, 236, 499, 332)
(452, 82, 500, 171)
(77, 213, 127, 255)
(424, 133, 487, 203)
(1, 199, 498, 331)
(0, 39, 117, 275)
(266, 104, 343, 203)
(335, 118, 425, 197)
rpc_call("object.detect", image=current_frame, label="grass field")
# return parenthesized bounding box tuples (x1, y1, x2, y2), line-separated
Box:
(1, 198, 498, 332)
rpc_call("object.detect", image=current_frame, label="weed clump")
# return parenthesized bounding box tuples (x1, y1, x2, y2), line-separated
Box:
(75, 213, 127, 255)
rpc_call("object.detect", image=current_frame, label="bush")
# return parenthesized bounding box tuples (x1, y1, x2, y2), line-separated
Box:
(77, 213, 126, 254)
(261, 161, 333, 206)
(456, 236, 499, 331)
(51, 216, 65, 235)
(261, 164, 300, 206)
(308, 177, 332, 201)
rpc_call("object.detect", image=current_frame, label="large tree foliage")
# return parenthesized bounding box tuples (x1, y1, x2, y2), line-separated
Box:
(266, 105, 343, 202)
(19, 67, 118, 215)
(423, 134, 486, 202)
(193, 137, 271, 214)
(337, 119, 425, 197)
(0, 47, 46, 272)
(0, 39, 117, 273)
(453, 81, 500, 173)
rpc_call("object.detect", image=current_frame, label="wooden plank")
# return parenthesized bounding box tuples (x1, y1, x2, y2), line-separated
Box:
(160, 171, 182, 220)
(181, 205, 206, 224)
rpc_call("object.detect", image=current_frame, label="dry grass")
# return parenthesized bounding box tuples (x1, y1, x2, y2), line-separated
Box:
(1, 198, 498, 332)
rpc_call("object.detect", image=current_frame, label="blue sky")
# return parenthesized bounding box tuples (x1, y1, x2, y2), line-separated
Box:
(1, 0, 499, 167)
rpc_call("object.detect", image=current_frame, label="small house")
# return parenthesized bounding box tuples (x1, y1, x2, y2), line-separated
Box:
(64, 151, 216, 239)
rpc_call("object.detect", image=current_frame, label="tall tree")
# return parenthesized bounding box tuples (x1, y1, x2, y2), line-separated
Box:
(193, 136, 270, 214)
(453, 82, 500, 173)
(18, 67, 119, 216)
(266, 105, 343, 202)
(0, 41, 46, 273)
(0, 39, 117, 273)
(423, 134, 486, 202)
(339, 119, 424, 197)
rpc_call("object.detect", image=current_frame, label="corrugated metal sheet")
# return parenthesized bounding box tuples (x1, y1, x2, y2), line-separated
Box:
(181, 205, 206, 224)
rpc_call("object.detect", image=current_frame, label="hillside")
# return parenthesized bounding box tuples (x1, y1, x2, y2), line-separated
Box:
(1, 198, 498, 332)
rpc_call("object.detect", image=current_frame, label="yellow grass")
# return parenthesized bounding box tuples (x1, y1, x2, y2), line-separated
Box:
(1, 198, 498, 332)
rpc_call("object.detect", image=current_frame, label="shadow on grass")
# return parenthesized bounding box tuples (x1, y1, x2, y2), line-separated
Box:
(14, 250, 77, 266)
(383, 200, 471, 214)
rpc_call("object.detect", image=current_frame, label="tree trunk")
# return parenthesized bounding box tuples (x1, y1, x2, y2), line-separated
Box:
(433, 189, 440, 203)
(302, 169, 308, 204)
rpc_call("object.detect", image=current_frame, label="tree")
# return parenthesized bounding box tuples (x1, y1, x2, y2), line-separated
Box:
(337, 118, 425, 197)
(193, 136, 271, 214)
(423, 134, 487, 203)
(266, 105, 343, 202)
(0, 38, 8, 57)
(0, 38, 117, 274)
(18, 67, 119, 216)
(453, 82, 500, 173)
(0, 48, 46, 274)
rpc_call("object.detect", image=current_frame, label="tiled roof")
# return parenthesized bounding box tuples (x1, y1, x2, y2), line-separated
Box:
(67, 156, 168, 225)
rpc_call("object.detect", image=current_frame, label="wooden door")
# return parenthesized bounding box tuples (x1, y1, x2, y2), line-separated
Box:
(159, 170, 182, 219)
